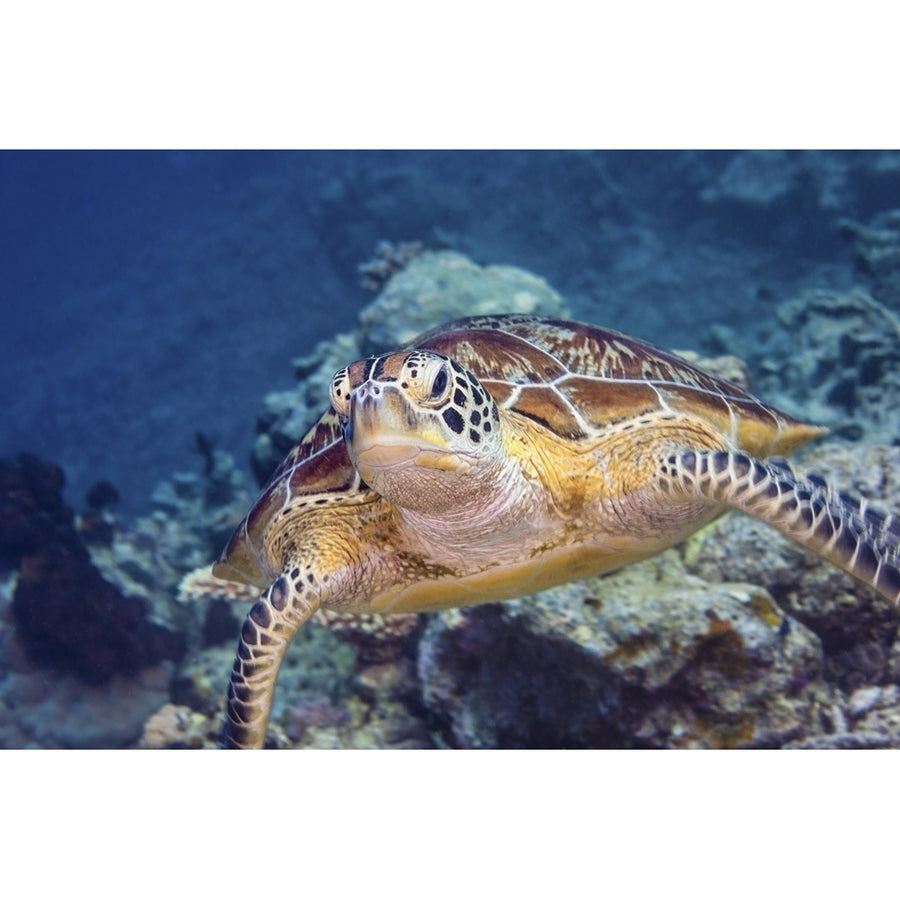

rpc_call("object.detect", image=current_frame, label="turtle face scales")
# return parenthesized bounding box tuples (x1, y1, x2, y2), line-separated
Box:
(330, 350, 503, 513)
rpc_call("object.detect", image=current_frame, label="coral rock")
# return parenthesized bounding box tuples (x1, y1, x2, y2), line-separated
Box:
(0, 453, 78, 564)
(138, 702, 218, 749)
(417, 552, 835, 749)
(12, 542, 185, 684)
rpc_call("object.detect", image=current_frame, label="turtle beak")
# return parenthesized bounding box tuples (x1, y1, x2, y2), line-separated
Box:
(346, 385, 458, 478)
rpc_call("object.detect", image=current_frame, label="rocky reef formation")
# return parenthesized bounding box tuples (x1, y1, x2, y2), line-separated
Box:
(0, 453, 188, 746)
(769, 289, 900, 445)
(706, 285, 900, 449)
(0, 444, 268, 747)
(698, 151, 899, 213)
(418, 556, 833, 749)
(687, 444, 900, 694)
(839, 209, 900, 308)
(13, 543, 183, 684)
(1, 453, 185, 682)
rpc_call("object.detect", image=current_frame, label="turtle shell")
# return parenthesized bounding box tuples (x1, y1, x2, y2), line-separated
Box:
(212, 408, 371, 586)
(213, 314, 824, 586)
(414, 315, 823, 453)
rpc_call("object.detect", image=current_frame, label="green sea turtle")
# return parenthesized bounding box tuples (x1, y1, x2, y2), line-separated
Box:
(213, 314, 900, 748)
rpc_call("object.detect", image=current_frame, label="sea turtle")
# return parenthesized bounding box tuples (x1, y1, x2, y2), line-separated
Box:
(213, 314, 900, 748)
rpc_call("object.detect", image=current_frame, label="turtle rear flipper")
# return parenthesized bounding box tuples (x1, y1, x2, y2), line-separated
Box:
(661, 450, 900, 604)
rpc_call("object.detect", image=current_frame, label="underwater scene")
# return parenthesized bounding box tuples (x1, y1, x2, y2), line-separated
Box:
(2, 149, 900, 749)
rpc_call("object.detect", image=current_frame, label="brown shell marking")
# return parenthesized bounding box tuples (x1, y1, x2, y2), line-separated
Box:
(213, 410, 371, 586)
(415, 315, 824, 457)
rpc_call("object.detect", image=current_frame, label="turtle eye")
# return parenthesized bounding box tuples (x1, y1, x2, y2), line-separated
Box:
(403, 354, 453, 406)
(420, 360, 452, 406)
(330, 368, 352, 419)
(430, 366, 449, 401)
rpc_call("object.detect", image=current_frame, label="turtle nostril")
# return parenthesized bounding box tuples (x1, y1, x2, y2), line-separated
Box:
(356, 392, 378, 412)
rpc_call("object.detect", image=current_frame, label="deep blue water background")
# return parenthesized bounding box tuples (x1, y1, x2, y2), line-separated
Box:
(2, 150, 898, 514)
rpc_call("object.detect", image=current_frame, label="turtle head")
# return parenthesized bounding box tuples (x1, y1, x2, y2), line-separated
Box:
(330, 350, 503, 512)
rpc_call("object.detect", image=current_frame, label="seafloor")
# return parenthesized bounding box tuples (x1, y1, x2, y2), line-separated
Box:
(2, 150, 900, 748)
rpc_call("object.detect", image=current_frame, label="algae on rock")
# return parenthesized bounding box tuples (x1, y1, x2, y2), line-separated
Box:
(417, 551, 838, 749)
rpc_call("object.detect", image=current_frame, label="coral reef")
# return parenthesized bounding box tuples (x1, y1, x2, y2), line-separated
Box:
(87, 448, 255, 649)
(0, 453, 78, 565)
(285, 696, 353, 741)
(1, 453, 184, 685)
(839, 209, 900, 307)
(699, 151, 900, 215)
(13, 542, 184, 683)
(138, 702, 220, 749)
(707, 287, 900, 447)
(0, 449, 256, 747)
(0, 653, 174, 749)
(357, 240, 424, 292)
(701, 150, 804, 207)
(766, 288, 900, 444)
(356, 250, 569, 353)
(417, 551, 841, 749)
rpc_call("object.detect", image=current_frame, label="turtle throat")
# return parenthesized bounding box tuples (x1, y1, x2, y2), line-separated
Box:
(395, 450, 541, 568)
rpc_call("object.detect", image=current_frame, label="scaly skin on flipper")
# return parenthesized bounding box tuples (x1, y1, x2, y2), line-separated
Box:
(222, 503, 396, 748)
(659, 450, 900, 604)
(224, 570, 320, 749)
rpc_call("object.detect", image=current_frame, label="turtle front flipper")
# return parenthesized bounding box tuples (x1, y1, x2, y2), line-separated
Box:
(224, 570, 321, 749)
(659, 450, 900, 604)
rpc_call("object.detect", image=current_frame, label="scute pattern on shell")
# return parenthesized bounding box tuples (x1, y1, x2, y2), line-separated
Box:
(214, 410, 373, 585)
(415, 315, 727, 385)
(414, 315, 817, 450)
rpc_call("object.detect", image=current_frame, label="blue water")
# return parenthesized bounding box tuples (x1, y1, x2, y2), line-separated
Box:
(1, 150, 896, 513)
